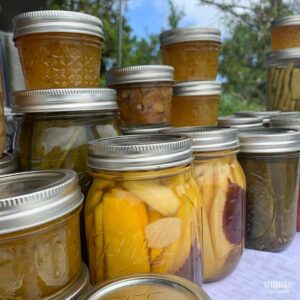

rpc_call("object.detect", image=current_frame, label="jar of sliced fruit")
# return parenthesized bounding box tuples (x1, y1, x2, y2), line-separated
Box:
(164, 127, 246, 282)
(85, 135, 203, 285)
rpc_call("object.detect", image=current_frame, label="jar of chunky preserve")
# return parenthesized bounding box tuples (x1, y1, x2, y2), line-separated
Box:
(0, 170, 83, 299)
(270, 116, 300, 232)
(164, 127, 246, 282)
(160, 27, 221, 81)
(271, 15, 300, 50)
(238, 128, 300, 252)
(218, 115, 263, 129)
(0, 153, 18, 174)
(266, 49, 300, 111)
(12, 88, 119, 193)
(107, 65, 174, 126)
(85, 135, 203, 285)
(13, 10, 104, 89)
(79, 274, 211, 300)
(172, 81, 221, 127)
(234, 111, 280, 127)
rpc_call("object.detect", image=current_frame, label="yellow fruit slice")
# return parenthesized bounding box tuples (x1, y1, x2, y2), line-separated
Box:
(123, 181, 180, 216)
(102, 189, 150, 279)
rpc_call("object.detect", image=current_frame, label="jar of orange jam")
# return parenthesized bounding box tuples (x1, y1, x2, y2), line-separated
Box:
(271, 15, 300, 50)
(0, 170, 83, 299)
(172, 81, 221, 127)
(160, 27, 221, 81)
(12, 10, 104, 89)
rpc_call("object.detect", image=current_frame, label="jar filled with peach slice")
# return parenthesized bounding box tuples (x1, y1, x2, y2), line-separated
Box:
(85, 135, 203, 285)
(164, 127, 246, 283)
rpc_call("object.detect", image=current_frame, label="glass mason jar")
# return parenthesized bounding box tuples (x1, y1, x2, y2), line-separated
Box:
(172, 81, 221, 127)
(13, 10, 104, 89)
(234, 111, 280, 127)
(270, 116, 300, 232)
(271, 15, 300, 50)
(0, 153, 18, 175)
(160, 27, 221, 81)
(218, 115, 264, 129)
(107, 65, 174, 127)
(0, 170, 83, 299)
(238, 128, 300, 252)
(85, 135, 203, 286)
(12, 88, 120, 193)
(266, 49, 300, 111)
(164, 127, 246, 282)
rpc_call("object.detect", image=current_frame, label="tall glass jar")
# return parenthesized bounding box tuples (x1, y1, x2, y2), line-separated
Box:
(164, 127, 246, 282)
(160, 27, 221, 81)
(12, 88, 120, 193)
(238, 128, 300, 252)
(0, 170, 83, 299)
(13, 10, 104, 89)
(85, 135, 203, 286)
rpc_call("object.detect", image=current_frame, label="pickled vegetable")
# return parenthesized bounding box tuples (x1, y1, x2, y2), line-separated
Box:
(271, 25, 300, 50)
(193, 152, 245, 282)
(85, 168, 202, 285)
(171, 95, 220, 126)
(111, 82, 172, 126)
(161, 41, 220, 81)
(0, 210, 82, 299)
(239, 153, 299, 251)
(15, 33, 102, 89)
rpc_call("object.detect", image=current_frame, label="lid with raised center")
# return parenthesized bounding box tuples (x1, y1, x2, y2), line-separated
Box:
(88, 135, 193, 171)
(239, 128, 300, 153)
(266, 49, 300, 66)
(106, 65, 174, 85)
(160, 26, 221, 46)
(79, 273, 211, 300)
(218, 115, 263, 128)
(13, 10, 104, 39)
(0, 153, 18, 175)
(270, 116, 300, 129)
(0, 170, 83, 234)
(173, 81, 221, 96)
(271, 15, 300, 28)
(121, 125, 172, 135)
(11, 88, 118, 113)
(162, 126, 239, 152)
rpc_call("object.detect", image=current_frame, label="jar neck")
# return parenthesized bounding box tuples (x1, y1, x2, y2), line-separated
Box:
(194, 148, 239, 160)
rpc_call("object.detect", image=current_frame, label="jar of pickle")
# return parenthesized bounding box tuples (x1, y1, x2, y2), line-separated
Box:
(0, 170, 83, 299)
(85, 135, 203, 285)
(172, 81, 221, 127)
(164, 127, 246, 282)
(218, 115, 263, 129)
(270, 116, 300, 232)
(12, 88, 119, 193)
(121, 124, 172, 135)
(160, 27, 221, 81)
(234, 111, 280, 127)
(271, 15, 300, 50)
(238, 128, 300, 252)
(266, 49, 300, 111)
(107, 65, 174, 126)
(0, 153, 18, 174)
(13, 10, 104, 89)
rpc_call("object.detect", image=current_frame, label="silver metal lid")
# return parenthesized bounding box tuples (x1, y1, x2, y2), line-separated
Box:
(0, 170, 83, 234)
(266, 48, 300, 66)
(160, 26, 221, 46)
(13, 10, 104, 39)
(88, 134, 193, 171)
(106, 65, 174, 85)
(79, 273, 210, 300)
(239, 128, 300, 153)
(173, 81, 222, 96)
(270, 116, 300, 129)
(163, 126, 239, 151)
(121, 125, 172, 135)
(234, 111, 281, 125)
(0, 153, 18, 175)
(218, 115, 264, 128)
(11, 88, 118, 113)
(50, 264, 90, 300)
(271, 15, 300, 28)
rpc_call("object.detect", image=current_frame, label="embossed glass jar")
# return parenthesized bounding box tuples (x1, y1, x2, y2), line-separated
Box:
(13, 10, 104, 89)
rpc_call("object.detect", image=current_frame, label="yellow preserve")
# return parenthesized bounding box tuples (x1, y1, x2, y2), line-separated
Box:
(85, 135, 203, 285)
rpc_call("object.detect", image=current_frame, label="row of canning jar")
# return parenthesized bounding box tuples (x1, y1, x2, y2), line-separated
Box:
(1, 123, 300, 298)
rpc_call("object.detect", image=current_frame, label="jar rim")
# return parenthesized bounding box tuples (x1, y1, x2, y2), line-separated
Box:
(266, 48, 300, 65)
(121, 125, 172, 135)
(270, 116, 300, 129)
(218, 115, 264, 127)
(173, 81, 222, 96)
(271, 15, 300, 28)
(0, 153, 18, 175)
